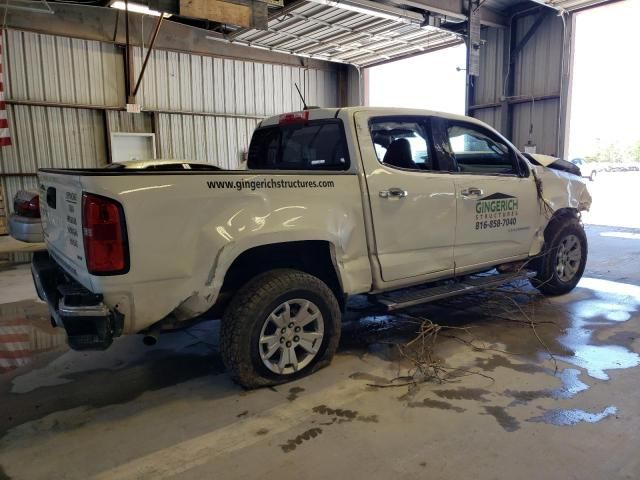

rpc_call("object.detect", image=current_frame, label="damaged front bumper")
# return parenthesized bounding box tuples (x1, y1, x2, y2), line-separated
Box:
(31, 251, 124, 350)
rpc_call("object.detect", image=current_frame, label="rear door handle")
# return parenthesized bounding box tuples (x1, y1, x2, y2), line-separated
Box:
(460, 187, 483, 198)
(380, 187, 408, 199)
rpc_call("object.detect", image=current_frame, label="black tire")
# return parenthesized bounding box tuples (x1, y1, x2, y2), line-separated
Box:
(530, 217, 587, 295)
(220, 269, 341, 389)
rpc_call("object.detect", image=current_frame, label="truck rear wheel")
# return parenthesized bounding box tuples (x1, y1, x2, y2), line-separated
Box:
(220, 269, 341, 388)
(530, 217, 587, 295)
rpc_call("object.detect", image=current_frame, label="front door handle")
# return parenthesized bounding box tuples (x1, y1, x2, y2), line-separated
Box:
(460, 187, 483, 198)
(380, 187, 408, 199)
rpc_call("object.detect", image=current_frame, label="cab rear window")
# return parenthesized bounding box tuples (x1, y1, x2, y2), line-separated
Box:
(247, 120, 349, 170)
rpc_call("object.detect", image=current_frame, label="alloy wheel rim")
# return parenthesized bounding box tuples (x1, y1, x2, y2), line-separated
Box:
(555, 234, 581, 282)
(258, 298, 324, 375)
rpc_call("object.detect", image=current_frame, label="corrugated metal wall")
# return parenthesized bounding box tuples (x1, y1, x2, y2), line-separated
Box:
(474, 27, 505, 129)
(156, 114, 259, 169)
(106, 111, 153, 133)
(510, 12, 563, 156)
(0, 105, 106, 173)
(129, 47, 339, 163)
(6, 30, 124, 107)
(0, 27, 346, 220)
(132, 48, 338, 116)
(472, 12, 564, 156)
(512, 14, 562, 99)
(0, 104, 107, 208)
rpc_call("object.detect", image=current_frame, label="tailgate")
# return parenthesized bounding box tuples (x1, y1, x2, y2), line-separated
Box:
(38, 172, 92, 288)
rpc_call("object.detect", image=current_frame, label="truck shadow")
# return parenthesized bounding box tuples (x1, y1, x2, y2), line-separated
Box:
(0, 314, 229, 438)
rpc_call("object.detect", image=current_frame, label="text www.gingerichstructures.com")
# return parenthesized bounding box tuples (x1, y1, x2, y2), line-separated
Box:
(207, 178, 336, 191)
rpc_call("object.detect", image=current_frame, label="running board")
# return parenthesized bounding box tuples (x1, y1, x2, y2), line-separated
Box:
(376, 271, 535, 312)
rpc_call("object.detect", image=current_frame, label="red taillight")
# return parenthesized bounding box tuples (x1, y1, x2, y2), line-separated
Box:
(279, 111, 309, 125)
(14, 191, 40, 218)
(82, 193, 128, 275)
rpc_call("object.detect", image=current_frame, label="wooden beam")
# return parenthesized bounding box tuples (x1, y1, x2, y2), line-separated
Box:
(227, 0, 306, 40)
(180, 0, 266, 28)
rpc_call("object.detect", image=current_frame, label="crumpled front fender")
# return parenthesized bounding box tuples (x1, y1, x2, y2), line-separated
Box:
(527, 165, 591, 257)
(533, 165, 592, 213)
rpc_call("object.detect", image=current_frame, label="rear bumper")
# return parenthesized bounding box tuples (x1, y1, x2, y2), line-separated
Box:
(8, 214, 44, 243)
(31, 251, 124, 350)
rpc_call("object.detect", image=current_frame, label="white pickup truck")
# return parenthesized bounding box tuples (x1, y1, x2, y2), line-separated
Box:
(32, 107, 592, 388)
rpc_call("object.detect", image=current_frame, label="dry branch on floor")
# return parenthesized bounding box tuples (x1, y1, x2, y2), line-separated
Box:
(367, 281, 561, 389)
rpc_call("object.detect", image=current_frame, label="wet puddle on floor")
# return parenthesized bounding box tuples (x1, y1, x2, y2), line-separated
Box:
(503, 368, 589, 406)
(551, 368, 590, 398)
(557, 278, 640, 380)
(345, 276, 640, 429)
(518, 278, 640, 427)
(483, 406, 520, 432)
(528, 406, 618, 426)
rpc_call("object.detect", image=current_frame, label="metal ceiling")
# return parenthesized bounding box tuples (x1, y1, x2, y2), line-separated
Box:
(219, 1, 465, 68)
(475, 0, 619, 13)
(210, 0, 615, 68)
(4, 0, 619, 68)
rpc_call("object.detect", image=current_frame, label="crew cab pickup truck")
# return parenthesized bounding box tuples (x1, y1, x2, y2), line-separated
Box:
(32, 107, 592, 388)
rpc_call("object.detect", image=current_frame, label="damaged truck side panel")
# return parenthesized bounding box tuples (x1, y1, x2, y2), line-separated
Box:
(75, 171, 373, 332)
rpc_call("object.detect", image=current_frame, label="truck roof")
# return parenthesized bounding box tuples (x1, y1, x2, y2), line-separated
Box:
(259, 106, 489, 129)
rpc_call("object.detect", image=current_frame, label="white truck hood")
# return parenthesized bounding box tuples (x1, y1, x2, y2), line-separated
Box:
(529, 153, 558, 167)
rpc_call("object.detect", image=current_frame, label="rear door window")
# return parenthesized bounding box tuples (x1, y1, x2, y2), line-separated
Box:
(248, 120, 349, 170)
(369, 117, 440, 171)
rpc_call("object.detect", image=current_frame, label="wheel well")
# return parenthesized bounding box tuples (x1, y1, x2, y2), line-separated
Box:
(549, 207, 579, 222)
(544, 208, 580, 239)
(219, 241, 344, 309)
(527, 208, 580, 271)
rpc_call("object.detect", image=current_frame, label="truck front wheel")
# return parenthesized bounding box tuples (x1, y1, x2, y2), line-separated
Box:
(220, 269, 341, 388)
(530, 217, 587, 295)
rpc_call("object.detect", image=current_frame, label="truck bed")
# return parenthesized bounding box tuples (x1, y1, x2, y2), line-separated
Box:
(37, 167, 371, 333)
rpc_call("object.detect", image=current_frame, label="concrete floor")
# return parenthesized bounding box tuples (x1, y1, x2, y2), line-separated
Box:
(1, 223, 640, 480)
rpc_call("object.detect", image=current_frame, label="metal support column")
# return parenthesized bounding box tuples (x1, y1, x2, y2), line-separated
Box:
(465, 0, 480, 116)
(124, 0, 135, 104)
(558, 12, 574, 160)
(500, 22, 515, 139)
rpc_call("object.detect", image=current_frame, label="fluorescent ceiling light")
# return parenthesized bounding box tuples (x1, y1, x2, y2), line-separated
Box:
(110, 1, 171, 17)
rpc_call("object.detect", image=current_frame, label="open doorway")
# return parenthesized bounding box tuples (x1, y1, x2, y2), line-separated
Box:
(567, 0, 640, 229)
(366, 43, 467, 115)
